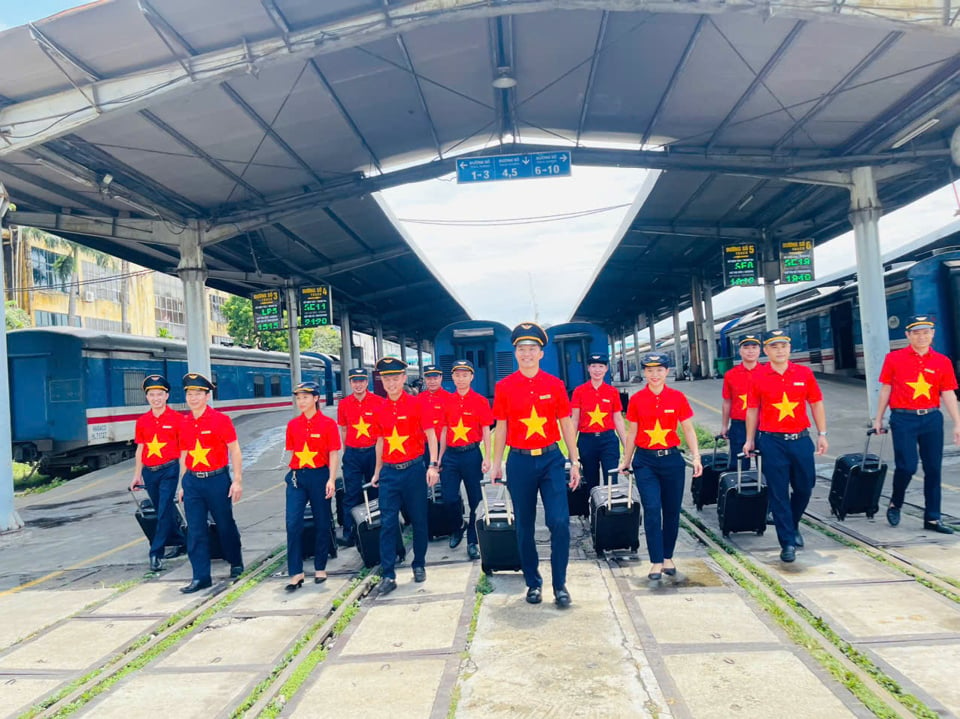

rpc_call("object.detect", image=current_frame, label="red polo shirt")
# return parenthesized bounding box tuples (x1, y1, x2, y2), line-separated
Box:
(747, 362, 823, 433)
(372, 392, 432, 464)
(571, 381, 622, 432)
(722, 363, 761, 421)
(418, 388, 451, 432)
(442, 389, 494, 447)
(879, 347, 958, 410)
(337, 392, 384, 449)
(181, 406, 237, 472)
(626, 386, 692, 449)
(286, 411, 341, 469)
(134, 406, 183, 466)
(492, 370, 571, 449)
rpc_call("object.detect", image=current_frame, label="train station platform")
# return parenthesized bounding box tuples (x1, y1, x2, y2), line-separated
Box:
(1, 378, 959, 718)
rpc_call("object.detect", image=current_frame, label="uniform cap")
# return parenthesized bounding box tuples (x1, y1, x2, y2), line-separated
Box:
(587, 353, 609, 365)
(142, 374, 170, 393)
(640, 354, 668, 368)
(422, 364, 442, 376)
(451, 359, 475, 373)
(376, 356, 408, 375)
(348, 367, 369, 381)
(763, 329, 791, 345)
(182, 372, 215, 392)
(293, 381, 321, 396)
(905, 315, 935, 331)
(511, 322, 547, 347)
(738, 334, 762, 347)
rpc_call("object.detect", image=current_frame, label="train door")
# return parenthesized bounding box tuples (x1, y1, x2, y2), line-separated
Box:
(945, 260, 960, 381)
(457, 342, 492, 398)
(556, 335, 590, 394)
(9, 354, 50, 442)
(830, 302, 856, 371)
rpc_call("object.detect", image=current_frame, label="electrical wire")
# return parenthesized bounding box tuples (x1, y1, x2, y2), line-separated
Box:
(396, 203, 631, 227)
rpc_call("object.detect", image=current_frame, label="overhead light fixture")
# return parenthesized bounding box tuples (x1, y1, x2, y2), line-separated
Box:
(113, 194, 157, 217)
(891, 118, 939, 149)
(492, 68, 517, 89)
(100, 173, 113, 188)
(34, 157, 95, 188)
(736, 194, 754, 211)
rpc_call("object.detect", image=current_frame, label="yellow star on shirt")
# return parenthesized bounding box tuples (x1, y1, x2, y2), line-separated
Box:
(906, 372, 933, 400)
(644, 420, 671, 448)
(352, 416, 372, 438)
(295, 442, 318, 468)
(145, 434, 166, 458)
(586, 404, 608, 428)
(772, 392, 799, 421)
(520, 406, 548, 439)
(451, 418, 472, 443)
(385, 427, 409, 454)
(188, 439, 211, 468)
(738, 394, 748, 411)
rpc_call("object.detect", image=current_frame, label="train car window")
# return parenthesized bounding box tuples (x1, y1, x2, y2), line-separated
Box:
(806, 316, 821, 349)
(211, 373, 219, 401)
(124, 372, 147, 406)
(478, 350, 486, 365)
(253, 375, 265, 399)
(270, 375, 281, 397)
(466, 350, 474, 363)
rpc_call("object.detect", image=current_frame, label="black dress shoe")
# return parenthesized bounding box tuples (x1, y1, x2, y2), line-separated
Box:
(794, 530, 804, 548)
(647, 572, 662, 581)
(284, 578, 303, 592)
(780, 545, 796, 563)
(336, 536, 355, 548)
(180, 578, 212, 594)
(449, 529, 464, 549)
(230, 565, 244, 579)
(554, 587, 572, 608)
(887, 506, 901, 527)
(526, 586, 542, 604)
(377, 577, 397, 596)
(164, 544, 187, 559)
(149, 555, 163, 572)
(315, 574, 327, 584)
(663, 566, 677, 577)
(413, 566, 426, 583)
(467, 543, 480, 560)
(924, 521, 955, 535)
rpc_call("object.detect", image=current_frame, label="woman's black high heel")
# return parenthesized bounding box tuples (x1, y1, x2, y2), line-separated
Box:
(285, 578, 304, 592)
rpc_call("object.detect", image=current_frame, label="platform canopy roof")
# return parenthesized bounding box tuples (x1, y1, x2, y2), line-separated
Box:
(0, 0, 958, 339)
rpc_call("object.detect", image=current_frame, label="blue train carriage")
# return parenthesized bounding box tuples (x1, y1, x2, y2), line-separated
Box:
(906, 249, 960, 377)
(7, 328, 327, 475)
(434, 320, 514, 401)
(543, 322, 610, 396)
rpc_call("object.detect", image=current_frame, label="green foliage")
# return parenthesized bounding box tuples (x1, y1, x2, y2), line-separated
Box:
(5, 300, 31, 329)
(309, 325, 342, 354)
(156, 327, 172, 339)
(221, 295, 313, 352)
(678, 423, 719, 451)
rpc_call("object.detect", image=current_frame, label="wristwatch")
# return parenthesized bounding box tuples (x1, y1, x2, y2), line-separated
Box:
(818, 431, 828, 437)
(429, 461, 439, 468)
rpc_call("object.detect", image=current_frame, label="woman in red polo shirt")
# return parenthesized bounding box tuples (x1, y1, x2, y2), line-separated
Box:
(283, 382, 341, 591)
(619, 354, 703, 581)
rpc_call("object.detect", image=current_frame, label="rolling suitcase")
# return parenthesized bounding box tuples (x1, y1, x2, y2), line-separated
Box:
(690, 436, 729, 510)
(475, 479, 522, 575)
(302, 503, 338, 560)
(589, 469, 641, 556)
(427, 483, 464, 539)
(829, 429, 888, 521)
(351, 483, 405, 569)
(130, 487, 187, 548)
(567, 460, 590, 518)
(717, 453, 767, 537)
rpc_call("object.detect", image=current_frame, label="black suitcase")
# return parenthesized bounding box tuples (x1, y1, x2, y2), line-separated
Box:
(690, 436, 729, 510)
(829, 429, 888, 521)
(717, 453, 767, 537)
(130, 487, 187, 548)
(567, 460, 590, 518)
(427, 483, 464, 539)
(302, 503, 338, 560)
(351, 484, 405, 569)
(475, 479, 522, 575)
(590, 469, 641, 556)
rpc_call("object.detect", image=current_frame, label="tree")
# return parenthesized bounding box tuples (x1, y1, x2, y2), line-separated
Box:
(221, 295, 312, 352)
(309, 326, 342, 354)
(5, 301, 31, 330)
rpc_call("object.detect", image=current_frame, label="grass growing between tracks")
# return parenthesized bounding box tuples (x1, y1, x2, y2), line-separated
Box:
(445, 573, 494, 719)
(681, 511, 939, 719)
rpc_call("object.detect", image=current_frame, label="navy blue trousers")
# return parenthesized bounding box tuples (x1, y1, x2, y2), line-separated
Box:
(726, 420, 750, 471)
(341, 447, 377, 542)
(285, 467, 333, 576)
(506, 450, 569, 591)
(378, 463, 428, 580)
(890, 410, 944, 521)
(182, 470, 243, 582)
(440, 447, 483, 544)
(632, 451, 685, 563)
(577, 431, 620, 492)
(142, 462, 185, 558)
(756, 434, 815, 548)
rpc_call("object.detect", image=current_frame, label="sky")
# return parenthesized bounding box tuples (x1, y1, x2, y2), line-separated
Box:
(0, 0, 85, 29)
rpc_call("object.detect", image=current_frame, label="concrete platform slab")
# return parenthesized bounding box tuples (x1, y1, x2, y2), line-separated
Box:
(0, 588, 113, 649)
(228, 576, 350, 614)
(637, 592, 779, 645)
(375, 563, 474, 603)
(762, 546, 905, 584)
(664, 650, 856, 718)
(871, 641, 960, 717)
(1, 676, 65, 718)
(894, 542, 960, 580)
(797, 582, 960, 638)
(156, 614, 312, 668)
(76, 670, 261, 719)
(88, 581, 196, 616)
(0, 618, 156, 671)
(340, 599, 463, 656)
(617, 558, 726, 589)
(292, 659, 446, 718)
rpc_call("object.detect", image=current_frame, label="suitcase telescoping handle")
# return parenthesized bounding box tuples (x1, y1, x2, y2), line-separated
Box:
(712, 434, 726, 464)
(863, 428, 887, 469)
(608, 468, 634, 511)
(736, 451, 762, 490)
(361, 482, 374, 519)
(480, 476, 514, 525)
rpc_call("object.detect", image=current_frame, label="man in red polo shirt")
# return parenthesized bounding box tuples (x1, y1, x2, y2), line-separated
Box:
(491, 322, 581, 609)
(370, 357, 440, 596)
(873, 315, 960, 533)
(438, 359, 493, 559)
(130, 374, 186, 572)
(743, 329, 828, 563)
(418, 364, 451, 469)
(337, 367, 383, 547)
(179, 373, 244, 593)
(720, 334, 762, 471)
(571, 352, 626, 494)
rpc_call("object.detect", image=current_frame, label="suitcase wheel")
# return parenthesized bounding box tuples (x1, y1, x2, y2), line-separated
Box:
(756, 529, 764, 536)
(482, 565, 492, 576)
(722, 531, 730, 538)
(696, 503, 703, 511)
(867, 513, 874, 519)
(837, 513, 846, 522)
(631, 544, 639, 553)
(596, 549, 606, 559)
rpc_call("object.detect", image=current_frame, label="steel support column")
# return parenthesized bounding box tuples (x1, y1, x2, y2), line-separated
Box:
(339, 309, 352, 396)
(690, 276, 705, 378)
(174, 223, 211, 381)
(399, 333, 408, 364)
(702, 280, 717, 377)
(672, 305, 683, 379)
(374, 321, 384, 361)
(648, 313, 657, 358)
(416, 335, 424, 377)
(0, 184, 23, 532)
(286, 284, 301, 391)
(850, 166, 889, 419)
(632, 321, 641, 377)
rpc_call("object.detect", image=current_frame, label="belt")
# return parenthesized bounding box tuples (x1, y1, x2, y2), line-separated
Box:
(729, 418, 746, 425)
(581, 430, 614, 438)
(346, 444, 376, 451)
(760, 430, 809, 441)
(511, 443, 559, 456)
(190, 466, 229, 479)
(891, 407, 939, 416)
(384, 459, 418, 471)
(636, 446, 679, 457)
(447, 442, 480, 453)
(143, 459, 178, 472)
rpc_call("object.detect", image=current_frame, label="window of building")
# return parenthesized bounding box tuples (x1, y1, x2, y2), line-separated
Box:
(35, 310, 79, 327)
(210, 293, 226, 324)
(81, 261, 122, 303)
(270, 375, 281, 397)
(86, 317, 122, 333)
(154, 273, 185, 339)
(31, 246, 68, 292)
(212, 335, 233, 345)
(253, 375, 265, 398)
(124, 372, 147, 406)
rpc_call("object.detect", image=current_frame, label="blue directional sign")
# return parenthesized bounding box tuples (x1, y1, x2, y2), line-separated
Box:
(456, 151, 572, 184)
